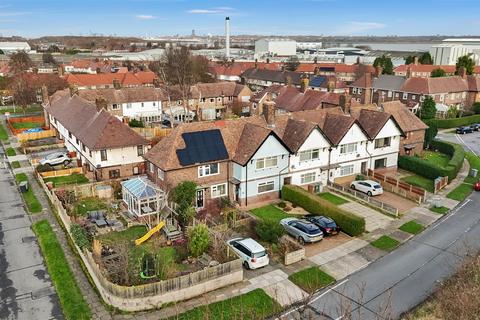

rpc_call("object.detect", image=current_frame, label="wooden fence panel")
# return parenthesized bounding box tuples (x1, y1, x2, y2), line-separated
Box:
(39, 167, 83, 178)
(17, 129, 56, 142)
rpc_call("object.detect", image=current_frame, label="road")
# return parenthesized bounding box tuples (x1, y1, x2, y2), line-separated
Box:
(436, 131, 480, 155)
(0, 151, 63, 319)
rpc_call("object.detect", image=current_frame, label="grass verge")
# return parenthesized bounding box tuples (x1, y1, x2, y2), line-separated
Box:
(288, 267, 335, 294)
(44, 173, 89, 187)
(401, 175, 434, 193)
(6, 147, 16, 156)
(32, 220, 91, 320)
(371, 235, 400, 251)
(446, 183, 472, 201)
(317, 192, 349, 205)
(15, 173, 42, 213)
(464, 152, 480, 184)
(429, 206, 449, 215)
(11, 161, 20, 169)
(0, 123, 8, 141)
(251, 204, 292, 223)
(170, 288, 281, 320)
(399, 220, 424, 235)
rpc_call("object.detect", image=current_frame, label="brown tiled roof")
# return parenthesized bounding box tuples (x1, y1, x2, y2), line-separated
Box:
(401, 76, 468, 94)
(64, 71, 155, 87)
(349, 108, 392, 139)
(273, 86, 340, 111)
(46, 90, 148, 150)
(192, 82, 248, 98)
(279, 119, 319, 152)
(144, 117, 269, 170)
(232, 123, 273, 165)
(380, 101, 429, 132)
(467, 75, 480, 91)
(394, 64, 457, 74)
(77, 86, 168, 104)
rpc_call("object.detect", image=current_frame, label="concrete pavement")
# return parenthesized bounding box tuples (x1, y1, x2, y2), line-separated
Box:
(0, 148, 63, 320)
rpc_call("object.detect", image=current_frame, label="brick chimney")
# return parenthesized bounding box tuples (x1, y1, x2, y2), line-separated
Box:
(406, 66, 412, 78)
(300, 74, 309, 93)
(263, 100, 276, 127)
(364, 73, 372, 104)
(414, 56, 419, 65)
(327, 79, 335, 92)
(69, 85, 79, 97)
(41, 86, 49, 106)
(459, 66, 467, 79)
(153, 77, 161, 88)
(374, 66, 383, 77)
(314, 66, 320, 76)
(285, 75, 292, 86)
(113, 79, 121, 90)
(339, 94, 351, 113)
(95, 98, 108, 112)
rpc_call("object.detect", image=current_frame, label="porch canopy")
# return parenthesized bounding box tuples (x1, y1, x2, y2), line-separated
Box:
(121, 177, 165, 217)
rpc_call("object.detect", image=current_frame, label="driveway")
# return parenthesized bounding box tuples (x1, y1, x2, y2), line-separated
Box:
(0, 150, 63, 319)
(282, 192, 480, 320)
(374, 191, 418, 213)
(339, 202, 393, 232)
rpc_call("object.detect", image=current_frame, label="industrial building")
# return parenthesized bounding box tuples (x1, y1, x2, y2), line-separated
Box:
(255, 38, 297, 57)
(0, 42, 32, 54)
(430, 38, 480, 65)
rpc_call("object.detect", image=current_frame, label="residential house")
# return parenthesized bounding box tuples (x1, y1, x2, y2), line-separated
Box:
(77, 86, 167, 123)
(45, 90, 150, 180)
(296, 63, 375, 83)
(62, 59, 115, 74)
(64, 71, 156, 90)
(209, 61, 282, 82)
(349, 68, 480, 111)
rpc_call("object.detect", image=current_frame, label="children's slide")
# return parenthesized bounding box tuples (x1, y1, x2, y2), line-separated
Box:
(134, 221, 165, 246)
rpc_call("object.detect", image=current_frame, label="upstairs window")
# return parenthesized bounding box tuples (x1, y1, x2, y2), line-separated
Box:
(137, 145, 144, 156)
(256, 156, 278, 170)
(340, 143, 357, 155)
(374, 137, 391, 148)
(298, 149, 320, 162)
(100, 149, 107, 161)
(198, 163, 219, 177)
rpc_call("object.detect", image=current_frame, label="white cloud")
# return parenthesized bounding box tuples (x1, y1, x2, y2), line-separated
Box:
(335, 21, 386, 35)
(135, 14, 156, 20)
(187, 7, 234, 14)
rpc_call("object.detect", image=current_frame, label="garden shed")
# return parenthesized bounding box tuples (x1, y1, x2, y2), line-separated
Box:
(121, 177, 165, 217)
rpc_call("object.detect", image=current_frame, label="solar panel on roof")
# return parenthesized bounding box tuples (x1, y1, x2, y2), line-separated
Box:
(177, 129, 229, 166)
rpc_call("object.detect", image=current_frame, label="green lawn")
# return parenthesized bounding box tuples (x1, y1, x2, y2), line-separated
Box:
(6, 147, 16, 156)
(430, 206, 449, 215)
(0, 123, 8, 141)
(11, 121, 43, 129)
(170, 288, 281, 320)
(399, 220, 424, 235)
(464, 152, 480, 184)
(370, 235, 400, 251)
(44, 173, 89, 187)
(1, 105, 43, 114)
(401, 175, 434, 193)
(99, 225, 147, 243)
(73, 197, 108, 216)
(250, 204, 292, 223)
(421, 151, 451, 168)
(32, 220, 91, 320)
(15, 173, 42, 213)
(288, 267, 335, 294)
(317, 192, 349, 205)
(447, 183, 472, 201)
(11, 161, 20, 169)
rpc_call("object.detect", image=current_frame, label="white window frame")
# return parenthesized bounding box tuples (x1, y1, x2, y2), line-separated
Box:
(402, 92, 408, 100)
(149, 162, 154, 173)
(339, 143, 357, 155)
(358, 88, 362, 94)
(352, 87, 357, 94)
(301, 172, 316, 184)
(256, 156, 278, 170)
(211, 183, 227, 198)
(374, 137, 391, 149)
(257, 180, 275, 194)
(198, 163, 220, 177)
(340, 165, 354, 176)
(298, 149, 320, 162)
(157, 168, 164, 180)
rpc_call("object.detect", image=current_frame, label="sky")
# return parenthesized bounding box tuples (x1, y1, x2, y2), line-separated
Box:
(1, 0, 480, 38)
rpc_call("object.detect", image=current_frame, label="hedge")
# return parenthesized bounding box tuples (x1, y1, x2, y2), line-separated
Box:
(425, 114, 480, 129)
(398, 141, 465, 182)
(281, 185, 365, 236)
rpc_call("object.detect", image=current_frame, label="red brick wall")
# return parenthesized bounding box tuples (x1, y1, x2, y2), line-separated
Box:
(400, 130, 425, 156)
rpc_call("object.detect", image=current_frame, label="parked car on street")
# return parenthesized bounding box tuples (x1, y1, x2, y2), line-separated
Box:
(456, 126, 473, 134)
(227, 237, 269, 269)
(39, 152, 71, 166)
(470, 123, 480, 131)
(280, 218, 323, 244)
(305, 215, 340, 236)
(350, 180, 383, 196)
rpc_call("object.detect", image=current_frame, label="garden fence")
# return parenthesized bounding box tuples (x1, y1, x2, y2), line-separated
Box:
(367, 169, 427, 203)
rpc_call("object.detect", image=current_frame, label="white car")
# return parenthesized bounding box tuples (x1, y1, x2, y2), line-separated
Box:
(39, 152, 71, 166)
(227, 237, 269, 270)
(350, 180, 383, 196)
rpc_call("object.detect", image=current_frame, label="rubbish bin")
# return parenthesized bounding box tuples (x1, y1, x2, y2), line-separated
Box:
(470, 169, 478, 178)
(432, 196, 442, 208)
(19, 181, 28, 193)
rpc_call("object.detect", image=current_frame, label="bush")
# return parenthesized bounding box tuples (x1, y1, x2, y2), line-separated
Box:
(128, 119, 144, 128)
(474, 102, 480, 114)
(277, 201, 287, 208)
(425, 114, 480, 129)
(70, 224, 91, 250)
(255, 220, 285, 243)
(399, 141, 465, 181)
(36, 163, 55, 172)
(281, 185, 365, 236)
(188, 224, 210, 257)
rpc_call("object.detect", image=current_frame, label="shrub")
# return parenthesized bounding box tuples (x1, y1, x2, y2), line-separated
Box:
(277, 201, 287, 208)
(188, 224, 210, 257)
(281, 185, 365, 236)
(424, 114, 480, 129)
(36, 163, 55, 172)
(70, 224, 91, 250)
(128, 118, 144, 128)
(474, 102, 480, 114)
(255, 220, 285, 243)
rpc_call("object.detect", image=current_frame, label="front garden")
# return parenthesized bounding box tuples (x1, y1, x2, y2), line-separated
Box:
(43, 173, 89, 187)
(288, 267, 335, 294)
(15, 173, 42, 213)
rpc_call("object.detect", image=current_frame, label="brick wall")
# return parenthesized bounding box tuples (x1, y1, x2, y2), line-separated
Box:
(400, 130, 425, 156)
(96, 161, 146, 180)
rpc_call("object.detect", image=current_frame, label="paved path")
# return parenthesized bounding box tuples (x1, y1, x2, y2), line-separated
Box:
(339, 202, 394, 232)
(0, 147, 63, 320)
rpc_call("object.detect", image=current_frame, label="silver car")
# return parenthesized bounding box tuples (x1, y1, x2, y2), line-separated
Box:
(280, 218, 323, 245)
(227, 237, 269, 269)
(39, 152, 71, 166)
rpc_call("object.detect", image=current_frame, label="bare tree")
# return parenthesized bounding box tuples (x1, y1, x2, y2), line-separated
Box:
(8, 51, 33, 74)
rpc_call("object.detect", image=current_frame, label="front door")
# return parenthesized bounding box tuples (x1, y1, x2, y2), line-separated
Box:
(361, 161, 368, 175)
(283, 177, 292, 185)
(234, 185, 240, 202)
(196, 189, 204, 209)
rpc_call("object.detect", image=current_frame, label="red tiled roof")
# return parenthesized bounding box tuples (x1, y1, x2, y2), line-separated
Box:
(296, 63, 375, 74)
(394, 64, 480, 74)
(64, 71, 156, 87)
(209, 62, 282, 77)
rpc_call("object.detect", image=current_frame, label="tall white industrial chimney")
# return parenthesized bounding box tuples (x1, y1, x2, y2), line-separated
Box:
(225, 16, 230, 58)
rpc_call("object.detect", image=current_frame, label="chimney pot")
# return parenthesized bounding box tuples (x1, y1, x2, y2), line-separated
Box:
(95, 98, 108, 112)
(375, 66, 383, 77)
(459, 66, 467, 79)
(414, 56, 419, 65)
(113, 79, 121, 90)
(69, 85, 79, 97)
(263, 100, 276, 127)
